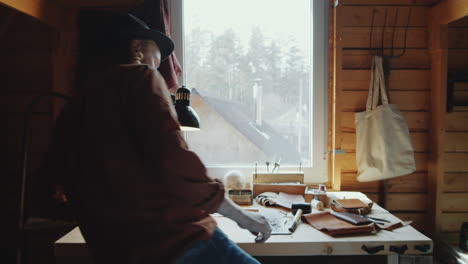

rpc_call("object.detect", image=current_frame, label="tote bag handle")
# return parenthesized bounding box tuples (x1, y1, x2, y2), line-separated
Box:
(365, 56, 389, 112)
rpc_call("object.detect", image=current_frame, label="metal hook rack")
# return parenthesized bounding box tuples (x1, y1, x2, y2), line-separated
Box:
(369, 7, 412, 77)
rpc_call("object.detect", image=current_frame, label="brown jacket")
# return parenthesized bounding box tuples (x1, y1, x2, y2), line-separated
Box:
(52, 64, 224, 263)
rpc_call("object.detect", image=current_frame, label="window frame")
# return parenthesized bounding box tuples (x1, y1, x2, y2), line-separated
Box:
(169, 0, 329, 184)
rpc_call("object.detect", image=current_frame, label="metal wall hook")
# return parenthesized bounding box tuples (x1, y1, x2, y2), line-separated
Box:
(369, 7, 412, 62)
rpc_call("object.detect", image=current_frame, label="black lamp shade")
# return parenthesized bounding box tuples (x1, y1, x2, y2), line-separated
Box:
(175, 86, 200, 131)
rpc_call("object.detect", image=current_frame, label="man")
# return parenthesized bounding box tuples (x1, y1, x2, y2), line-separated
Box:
(49, 12, 271, 263)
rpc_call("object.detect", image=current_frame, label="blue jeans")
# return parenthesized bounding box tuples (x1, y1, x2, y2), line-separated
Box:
(176, 228, 260, 264)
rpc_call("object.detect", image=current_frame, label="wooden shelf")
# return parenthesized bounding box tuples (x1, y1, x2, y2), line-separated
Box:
(0, 0, 75, 30)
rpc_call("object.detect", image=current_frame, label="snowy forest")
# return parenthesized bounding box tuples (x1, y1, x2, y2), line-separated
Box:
(185, 26, 311, 123)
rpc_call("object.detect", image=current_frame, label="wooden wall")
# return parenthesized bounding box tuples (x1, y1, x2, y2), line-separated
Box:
(1, 4, 56, 262)
(440, 16, 468, 244)
(333, 0, 439, 233)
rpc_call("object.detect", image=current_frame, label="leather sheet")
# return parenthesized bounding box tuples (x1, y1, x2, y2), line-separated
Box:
(302, 211, 376, 236)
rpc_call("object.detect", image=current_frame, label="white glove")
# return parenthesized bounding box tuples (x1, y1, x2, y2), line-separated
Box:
(217, 195, 272, 243)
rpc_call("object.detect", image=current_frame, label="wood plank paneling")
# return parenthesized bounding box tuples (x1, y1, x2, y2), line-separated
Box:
(340, 111, 429, 132)
(341, 70, 430, 91)
(441, 193, 468, 212)
(0, 0, 74, 30)
(446, 112, 468, 131)
(445, 153, 468, 172)
(342, 0, 440, 5)
(449, 27, 468, 49)
(342, 49, 430, 69)
(440, 232, 459, 246)
(341, 27, 428, 49)
(441, 213, 468, 232)
(445, 132, 468, 152)
(387, 193, 427, 211)
(341, 173, 379, 192)
(335, 1, 433, 231)
(338, 152, 428, 172)
(448, 49, 468, 69)
(364, 192, 379, 203)
(342, 172, 427, 192)
(6, 114, 53, 154)
(341, 91, 430, 111)
(341, 6, 429, 27)
(6, 153, 45, 175)
(2, 93, 52, 113)
(454, 82, 468, 91)
(444, 173, 468, 192)
(452, 91, 468, 105)
(393, 212, 427, 232)
(341, 131, 428, 152)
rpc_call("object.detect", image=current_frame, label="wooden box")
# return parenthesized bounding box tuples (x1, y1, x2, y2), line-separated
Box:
(252, 172, 306, 197)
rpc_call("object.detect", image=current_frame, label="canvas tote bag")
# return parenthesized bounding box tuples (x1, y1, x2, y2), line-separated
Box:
(355, 56, 416, 182)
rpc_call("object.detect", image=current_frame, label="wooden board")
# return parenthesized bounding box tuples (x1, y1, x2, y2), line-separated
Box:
(453, 82, 468, 91)
(446, 112, 468, 131)
(341, 6, 429, 27)
(341, 172, 427, 193)
(430, 0, 468, 25)
(363, 192, 379, 203)
(55, 0, 142, 7)
(340, 111, 429, 132)
(6, 153, 45, 175)
(341, 0, 440, 5)
(449, 17, 468, 27)
(341, 91, 430, 111)
(439, 232, 460, 246)
(0, 0, 74, 30)
(341, 69, 430, 91)
(387, 193, 427, 211)
(392, 212, 427, 233)
(448, 49, 468, 69)
(443, 173, 468, 192)
(342, 49, 430, 69)
(338, 152, 428, 172)
(441, 193, 468, 212)
(445, 153, 468, 172)
(252, 172, 304, 184)
(448, 27, 468, 49)
(452, 91, 468, 105)
(7, 114, 53, 154)
(2, 93, 52, 114)
(441, 213, 468, 232)
(445, 132, 468, 152)
(341, 131, 428, 152)
(252, 184, 306, 197)
(341, 27, 427, 49)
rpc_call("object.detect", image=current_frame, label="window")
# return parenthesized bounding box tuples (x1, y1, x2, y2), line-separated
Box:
(171, 0, 328, 184)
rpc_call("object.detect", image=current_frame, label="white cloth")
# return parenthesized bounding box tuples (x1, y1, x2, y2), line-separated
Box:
(355, 56, 416, 182)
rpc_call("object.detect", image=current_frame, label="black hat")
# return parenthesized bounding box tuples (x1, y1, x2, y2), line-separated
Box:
(79, 11, 175, 61)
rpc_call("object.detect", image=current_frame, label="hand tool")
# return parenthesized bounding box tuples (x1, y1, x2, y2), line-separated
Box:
(288, 203, 311, 233)
(272, 156, 281, 173)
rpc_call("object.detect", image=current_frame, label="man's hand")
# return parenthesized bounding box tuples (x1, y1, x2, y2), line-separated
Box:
(236, 210, 272, 243)
(217, 195, 272, 243)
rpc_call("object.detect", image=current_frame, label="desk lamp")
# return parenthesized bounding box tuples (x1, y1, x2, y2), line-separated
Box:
(174, 86, 200, 131)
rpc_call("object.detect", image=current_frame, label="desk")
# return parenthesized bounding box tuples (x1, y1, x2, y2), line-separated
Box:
(54, 192, 432, 264)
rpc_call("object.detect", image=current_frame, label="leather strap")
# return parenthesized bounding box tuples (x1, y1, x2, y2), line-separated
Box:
(330, 200, 373, 215)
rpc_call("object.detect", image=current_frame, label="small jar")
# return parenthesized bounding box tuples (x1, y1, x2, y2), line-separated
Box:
(460, 222, 468, 251)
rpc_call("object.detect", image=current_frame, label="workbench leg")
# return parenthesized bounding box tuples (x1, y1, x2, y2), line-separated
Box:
(387, 255, 399, 264)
